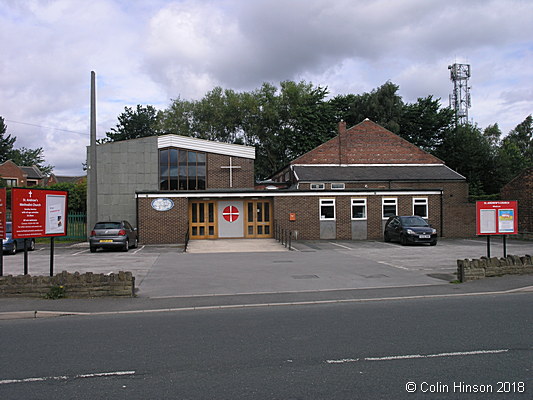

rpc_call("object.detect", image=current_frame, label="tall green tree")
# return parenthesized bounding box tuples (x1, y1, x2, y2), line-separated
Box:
(398, 96, 454, 153)
(102, 104, 161, 143)
(435, 123, 497, 195)
(0, 117, 16, 163)
(9, 147, 54, 175)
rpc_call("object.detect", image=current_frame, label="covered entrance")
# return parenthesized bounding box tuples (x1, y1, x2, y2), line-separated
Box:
(188, 199, 273, 240)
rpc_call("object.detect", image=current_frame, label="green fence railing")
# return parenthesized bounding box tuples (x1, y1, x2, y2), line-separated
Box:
(63, 213, 87, 241)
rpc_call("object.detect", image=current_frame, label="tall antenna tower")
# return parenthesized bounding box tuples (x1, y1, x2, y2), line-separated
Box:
(448, 63, 471, 125)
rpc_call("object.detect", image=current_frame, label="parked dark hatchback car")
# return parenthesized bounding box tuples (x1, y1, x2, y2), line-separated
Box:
(2, 222, 36, 255)
(384, 215, 437, 245)
(89, 221, 138, 252)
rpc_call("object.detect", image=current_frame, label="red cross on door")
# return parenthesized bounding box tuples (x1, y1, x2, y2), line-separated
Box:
(222, 206, 239, 222)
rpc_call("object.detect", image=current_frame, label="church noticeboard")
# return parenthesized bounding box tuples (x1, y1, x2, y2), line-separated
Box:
(12, 188, 68, 238)
(476, 201, 518, 235)
(0, 188, 6, 240)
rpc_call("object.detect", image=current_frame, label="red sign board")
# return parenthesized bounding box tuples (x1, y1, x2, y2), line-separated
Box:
(476, 201, 518, 235)
(12, 188, 68, 238)
(0, 188, 6, 240)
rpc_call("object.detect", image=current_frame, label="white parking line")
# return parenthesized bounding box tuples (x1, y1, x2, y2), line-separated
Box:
(132, 245, 145, 254)
(329, 242, 353, 250)
(0, 370, 136, 385)
(377, 261, 410, 270)
(326, 349, 509, 364)
(72, 249, 89, 256)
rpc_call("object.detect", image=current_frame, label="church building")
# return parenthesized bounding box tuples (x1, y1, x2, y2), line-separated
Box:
(87, 119, 475, 244)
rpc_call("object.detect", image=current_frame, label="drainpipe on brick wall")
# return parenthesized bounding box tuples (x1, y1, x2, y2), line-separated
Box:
(440, 189, 444, 237)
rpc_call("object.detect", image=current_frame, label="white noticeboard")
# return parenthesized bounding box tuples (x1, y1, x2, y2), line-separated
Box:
(45, 194, 67, 235)
(479, 209, 496, 234)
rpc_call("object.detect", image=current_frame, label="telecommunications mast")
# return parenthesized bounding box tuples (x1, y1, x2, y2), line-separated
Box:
(448, 63, 471, 125)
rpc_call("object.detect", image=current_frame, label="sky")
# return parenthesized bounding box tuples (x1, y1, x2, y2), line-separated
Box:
(1, 0, 532, 176)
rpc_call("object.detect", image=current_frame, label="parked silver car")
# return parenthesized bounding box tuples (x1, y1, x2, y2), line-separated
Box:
(3, 222, 36, 255)
(89, 221, 138, 252)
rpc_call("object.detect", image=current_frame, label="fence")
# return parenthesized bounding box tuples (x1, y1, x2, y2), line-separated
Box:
(63, 213, 87, 241)
(274, 221, 293, 251)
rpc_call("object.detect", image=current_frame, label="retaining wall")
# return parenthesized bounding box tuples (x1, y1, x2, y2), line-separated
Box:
(0, 271, 135, 298)
(457, 255, 533, 282)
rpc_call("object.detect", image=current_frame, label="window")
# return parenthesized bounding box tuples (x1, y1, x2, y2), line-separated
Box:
(413, 198, 428, 218)
(331, 183, 345, 190)
(382, 198, 397, 219)
(4, 178, 17, 187)
(310, 183, 325, 190)
(160, 148, 206, 190)
(320, 199, 335, 220)
(27, 180, 38, 187)
(351, 198, 367, 220)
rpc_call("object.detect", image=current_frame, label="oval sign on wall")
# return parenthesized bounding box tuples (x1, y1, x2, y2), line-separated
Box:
(151, 198, 174, 212)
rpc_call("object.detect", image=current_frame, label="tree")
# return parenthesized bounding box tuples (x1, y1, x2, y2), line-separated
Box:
(9, 147, 54, 175)
(0, 117, 16, 163)
(47, 181, 87, 213)
(102, 105, 161, 143)
(435, 123, 497, 195)
(334, 81, 404, 133)
(398, 96, 454, 153)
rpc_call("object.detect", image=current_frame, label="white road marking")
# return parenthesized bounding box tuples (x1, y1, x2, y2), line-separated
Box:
(0, 370, 135, 385)
(377, 261, 410, 270)
(72, 249, 89, 256)
(329, 242, 353, 250)
(326, 349, 509, 364)
(132, 245, 145, 254)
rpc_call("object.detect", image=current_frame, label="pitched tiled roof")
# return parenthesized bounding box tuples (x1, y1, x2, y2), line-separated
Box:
(293, 165, 465, 182)
(292, 119, 443, 165)
(20, 166, 44, 179)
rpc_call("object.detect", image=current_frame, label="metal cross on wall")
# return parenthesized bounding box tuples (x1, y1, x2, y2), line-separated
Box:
(220, 157, 241, 188)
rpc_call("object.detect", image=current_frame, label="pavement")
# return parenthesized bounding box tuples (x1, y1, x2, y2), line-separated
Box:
(1, 238, 532, 319)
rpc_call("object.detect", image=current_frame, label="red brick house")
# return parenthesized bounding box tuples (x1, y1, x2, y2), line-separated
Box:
(0, 160, 46, 187)
(133, 120, 475, 244)
(500, 167, 533, 233)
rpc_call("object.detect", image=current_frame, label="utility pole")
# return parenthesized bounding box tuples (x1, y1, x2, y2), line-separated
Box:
(87, 71, 98, 236)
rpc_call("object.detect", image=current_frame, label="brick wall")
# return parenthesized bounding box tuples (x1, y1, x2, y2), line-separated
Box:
(274, 190, 473, 240)
(138, 197, 188, 244)
(0, 160, 26, 186)
(207, 154, 255, 189)
(501, 167, 533, 232)
(0, 271, 135, 298)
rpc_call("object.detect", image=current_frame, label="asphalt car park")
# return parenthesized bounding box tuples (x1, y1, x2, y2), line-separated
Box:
(0, 238, 531, 298)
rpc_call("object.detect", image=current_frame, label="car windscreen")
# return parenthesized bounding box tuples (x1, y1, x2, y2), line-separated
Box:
(400, 217, 428, 227)
(94, 222, 121, 229)
(6, 223, 11, 233)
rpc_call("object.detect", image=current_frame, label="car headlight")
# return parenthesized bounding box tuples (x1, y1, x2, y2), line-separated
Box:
(406, 229, 416, 235)
(431, 228, 437, 234)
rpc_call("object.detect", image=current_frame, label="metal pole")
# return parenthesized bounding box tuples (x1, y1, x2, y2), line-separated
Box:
(24, 238, 28, 275)
(50, 237, 55, 277)
(486, 236, 491, 258)
(0, 245, 3, 276)
(503, 235, 507, 258)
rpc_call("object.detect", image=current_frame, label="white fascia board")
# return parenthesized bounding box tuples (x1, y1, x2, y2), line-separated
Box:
(158, 135, 255, 159)
(136, 190, 442, 199)
(291, 163, 445, 167)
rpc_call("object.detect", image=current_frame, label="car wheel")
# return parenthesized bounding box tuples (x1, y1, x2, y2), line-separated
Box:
(10, 242, 17, 255)
(90, 246, 97, 253)
(123, 239, 129, 252)
(400, 234, 408, 246)
(430, 240, 437, 246)
(384, 232, 391, 242)
(131, 237, 138, 249)
(28, 239, 36, 251)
